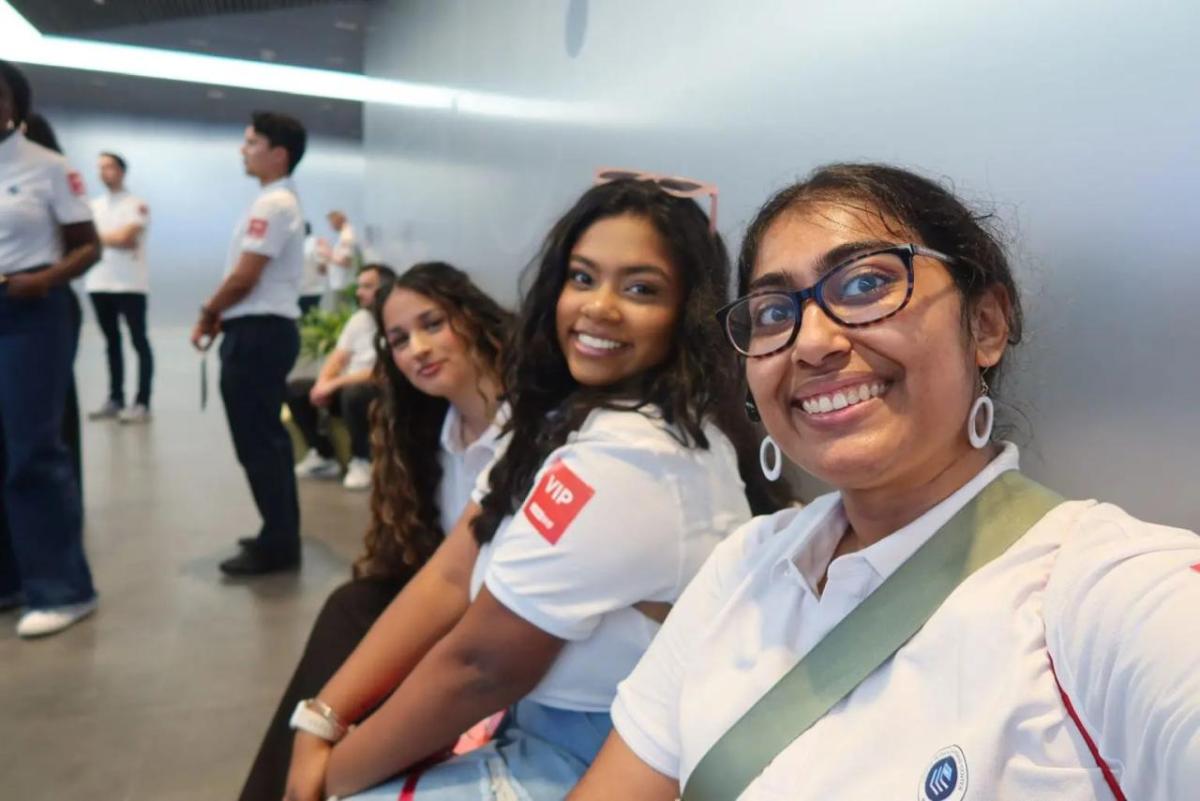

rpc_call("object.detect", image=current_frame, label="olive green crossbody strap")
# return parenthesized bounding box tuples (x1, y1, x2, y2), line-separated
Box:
(682, 471, 1063, 801)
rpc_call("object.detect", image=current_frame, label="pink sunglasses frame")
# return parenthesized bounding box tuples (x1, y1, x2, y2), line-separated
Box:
(593, 167, 720, 234)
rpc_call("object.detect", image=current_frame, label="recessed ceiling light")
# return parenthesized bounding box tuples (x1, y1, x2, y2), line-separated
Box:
(260, 48, 277, 61)
(187, 37, 208, 48)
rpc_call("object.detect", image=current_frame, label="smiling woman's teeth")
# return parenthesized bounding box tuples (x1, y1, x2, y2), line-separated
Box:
(578, 332, 623, 351)
(800, 382, 888, 414)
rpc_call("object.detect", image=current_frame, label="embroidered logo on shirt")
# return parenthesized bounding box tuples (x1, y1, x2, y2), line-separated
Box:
(247, 217, 269, 237)
(919, 745, 968, 801)
(522, 460, 594, 545)
(67, 171, 86, 196)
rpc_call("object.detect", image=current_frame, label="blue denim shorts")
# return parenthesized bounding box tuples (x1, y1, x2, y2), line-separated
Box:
(342, 700, 612, 801)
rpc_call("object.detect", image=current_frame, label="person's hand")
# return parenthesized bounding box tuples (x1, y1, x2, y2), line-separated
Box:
(283, 732, 333, 801)
(4, 271, 53, 300)
(310, 379, 337, 407)
(190, 308, 220, 351)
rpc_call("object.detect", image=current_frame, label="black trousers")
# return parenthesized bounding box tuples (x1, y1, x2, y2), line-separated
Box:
(219, 315, 300, 558)
(89, 291, 154, 407)
(298, 294, 321, 317)
(237, 574, 408, 801)
(285, 377, 376, 461)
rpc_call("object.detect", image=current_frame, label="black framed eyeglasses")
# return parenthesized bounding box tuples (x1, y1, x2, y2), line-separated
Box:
(715, 244, 954, 358)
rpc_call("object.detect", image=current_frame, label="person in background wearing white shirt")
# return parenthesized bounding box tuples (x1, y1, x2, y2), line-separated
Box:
(299, 221, 326, 316)
(326, 209, 357, 292)
(572, 163, 1200, 801)
(85, 151, 154, 423)
(240, 261, 513, 801)
(190, 111, 307, 577)
(283, 177, 784, 801)
(0, 60, 101, 638)
(287, 262, 395, 491)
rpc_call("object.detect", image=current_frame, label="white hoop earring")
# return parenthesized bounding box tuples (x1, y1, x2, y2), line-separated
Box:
(759, 436, 783, 481)
(967, 377, 994, 449)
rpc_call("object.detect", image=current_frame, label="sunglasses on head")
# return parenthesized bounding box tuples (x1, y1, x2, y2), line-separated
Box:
(593, 167, 719, 234)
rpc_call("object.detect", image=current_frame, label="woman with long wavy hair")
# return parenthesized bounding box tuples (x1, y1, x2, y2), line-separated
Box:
(283, 176, 786, 801)
(239, 261, 512, 801)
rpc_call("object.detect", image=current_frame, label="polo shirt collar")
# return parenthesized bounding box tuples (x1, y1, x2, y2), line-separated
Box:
(777, 442, 1022, 592)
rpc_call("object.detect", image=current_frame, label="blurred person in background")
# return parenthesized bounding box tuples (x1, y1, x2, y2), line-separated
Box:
(85, 151, 154, 424)
(299, 221, 326, 316)
(287, 262, 395, 491)
(326, 209, 358, 292)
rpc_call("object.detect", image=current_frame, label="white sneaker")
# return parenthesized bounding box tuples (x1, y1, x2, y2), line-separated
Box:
(87, 400, 122, 421)
(16, 599, 97, 638)
(295, 449, 341, 480)
(342, 458, 372, 491)
(119, 403, 152, 424)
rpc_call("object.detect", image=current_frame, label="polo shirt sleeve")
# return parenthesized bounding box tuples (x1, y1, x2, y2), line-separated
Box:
(131, 196, 150, 225)
(240, 193, 296, 258)
(49, 160, 93, 225)
(1044, 503, 1200, 800)
(481, 437, 688, 642)
(335, 309, 368, 353)
(610, 519, 763, 780)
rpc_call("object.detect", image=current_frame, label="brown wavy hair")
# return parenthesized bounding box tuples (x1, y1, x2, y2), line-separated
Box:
(354, 262, 512, 579)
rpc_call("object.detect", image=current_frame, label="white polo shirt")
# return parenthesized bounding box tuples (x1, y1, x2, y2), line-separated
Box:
(222, 177, 304, 320)
(469, 407, 752, 713)
(437, 404, 508, 535)
(300, 234, 326, 297)
(0, 133, 92, 274)
(327, 221, 357, 291)
(334, 308, 378, 375)
(85, 189, 149, 293)
(612, 443, 1200, 800)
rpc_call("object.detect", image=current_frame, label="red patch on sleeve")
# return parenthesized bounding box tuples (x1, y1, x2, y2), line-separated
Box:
(1191, 563, 1200, 574)
(522, 461, 595, 545)
(247, 217, 269, 237)
(67, 171, 85, 197)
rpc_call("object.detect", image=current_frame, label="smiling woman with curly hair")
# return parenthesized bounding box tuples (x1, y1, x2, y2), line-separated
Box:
(239, 261, 512, 801)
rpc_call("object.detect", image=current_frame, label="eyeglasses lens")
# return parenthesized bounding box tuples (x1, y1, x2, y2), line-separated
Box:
(725, 251, 910, 355)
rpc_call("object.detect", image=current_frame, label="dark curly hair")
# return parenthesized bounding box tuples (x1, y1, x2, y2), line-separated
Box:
(737, 163, 1023, 391)
(473, 179, 786, 546)
(355, 261, 513, 579)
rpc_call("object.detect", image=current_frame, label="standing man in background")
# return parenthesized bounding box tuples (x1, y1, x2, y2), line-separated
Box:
(86, 152, 154, 423)
(190, 112, 307, 577)
(298, 221, 326, 316)
(325, 209, 357, 292)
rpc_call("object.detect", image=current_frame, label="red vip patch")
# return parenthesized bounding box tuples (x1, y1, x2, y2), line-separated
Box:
(522, 461, 595, 545)
(1191, 562, 1200, 574)
(66, 171, 86, 197)
(247, 217, 269, 237)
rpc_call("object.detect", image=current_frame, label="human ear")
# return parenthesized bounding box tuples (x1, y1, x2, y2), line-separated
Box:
(970, 284, 1011, 369)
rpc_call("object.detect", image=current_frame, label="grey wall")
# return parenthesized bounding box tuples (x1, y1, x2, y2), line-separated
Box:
(361, 0, 1200, 530)
(40, 107, 365, 325)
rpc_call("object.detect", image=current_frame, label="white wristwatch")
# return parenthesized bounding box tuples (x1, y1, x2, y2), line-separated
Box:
(289, 698, 349, 743)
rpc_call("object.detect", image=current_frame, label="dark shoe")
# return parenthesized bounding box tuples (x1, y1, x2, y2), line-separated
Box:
(219, 548, 300, 576)
(237, 536, 257, 550)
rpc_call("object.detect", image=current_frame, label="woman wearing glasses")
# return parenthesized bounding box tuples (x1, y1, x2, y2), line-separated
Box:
(571, 163, 1200, 801)
(284, 176, 781, 801)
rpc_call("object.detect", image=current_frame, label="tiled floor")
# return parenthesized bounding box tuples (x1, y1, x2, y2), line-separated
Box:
(1, 327, 371, 800)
